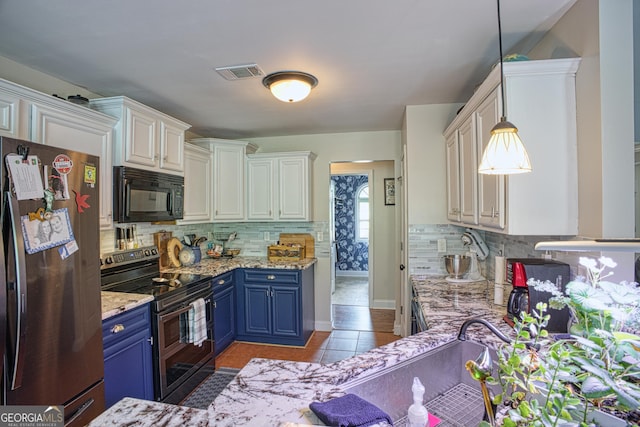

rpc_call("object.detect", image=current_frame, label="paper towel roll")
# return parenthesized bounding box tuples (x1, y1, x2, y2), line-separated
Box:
(494, 256, 505, 284)
(494, 283, 504, 305)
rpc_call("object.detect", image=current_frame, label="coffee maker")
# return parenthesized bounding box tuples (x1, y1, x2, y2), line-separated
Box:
(505, 258, 571, 333)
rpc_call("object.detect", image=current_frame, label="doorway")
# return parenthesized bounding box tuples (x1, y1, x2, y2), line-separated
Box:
(329, 161, 396, 333)
(330, 170, 372, 308)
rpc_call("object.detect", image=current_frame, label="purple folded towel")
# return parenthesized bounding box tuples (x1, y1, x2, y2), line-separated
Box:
(309, 393, 393, 427)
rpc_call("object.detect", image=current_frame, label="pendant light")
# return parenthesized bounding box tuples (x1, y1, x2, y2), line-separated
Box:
(262, 71, 318, 103)
(478, 0, 532, 175)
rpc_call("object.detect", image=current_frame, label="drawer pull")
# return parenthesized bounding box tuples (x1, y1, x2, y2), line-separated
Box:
(111, 324, 125, 334)
(217, 279, 225, 285)
(266, 275, 276, 280)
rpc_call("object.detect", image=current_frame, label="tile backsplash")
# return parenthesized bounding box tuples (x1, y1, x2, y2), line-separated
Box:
(407, 224, 581, 279)
(100, 222, 331, 257)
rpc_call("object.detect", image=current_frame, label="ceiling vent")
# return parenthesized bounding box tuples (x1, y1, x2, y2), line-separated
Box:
(215, 63, 264, 80)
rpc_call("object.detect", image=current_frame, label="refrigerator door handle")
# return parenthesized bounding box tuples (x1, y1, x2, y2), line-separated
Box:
(5, 192, 27, 390)
(0, 194, 7, 384)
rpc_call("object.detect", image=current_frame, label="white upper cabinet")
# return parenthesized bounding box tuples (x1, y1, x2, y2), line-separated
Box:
(90, 96, 190, 175)
(188, 138, 257, 222)
(0, 78, 118, 229)
(445, 132, 461, 222)
(444, 58, 581, 235)
(246, 151, 316, 221)
(179, 143, 213, 224)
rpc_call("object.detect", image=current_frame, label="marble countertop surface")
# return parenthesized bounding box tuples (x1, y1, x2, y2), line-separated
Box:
(101, 291, 154, 321)
(161, 256, 317, 276)
(91, 275, 514, 426)
(100, 257, 316, 321)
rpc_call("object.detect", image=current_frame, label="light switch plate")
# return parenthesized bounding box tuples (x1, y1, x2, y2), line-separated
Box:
(317, 231, 324, 242)
(437, 239, 446, 252)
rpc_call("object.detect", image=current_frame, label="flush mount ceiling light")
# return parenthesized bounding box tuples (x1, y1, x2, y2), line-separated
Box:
(262, 71, 318, 103)
(478, 0, 532, 175)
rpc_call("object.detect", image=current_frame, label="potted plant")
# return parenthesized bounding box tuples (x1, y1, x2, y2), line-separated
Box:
(480, 256, 640, 426)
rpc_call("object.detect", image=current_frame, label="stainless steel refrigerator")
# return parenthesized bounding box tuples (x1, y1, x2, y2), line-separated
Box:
(1, 136, 104, 426)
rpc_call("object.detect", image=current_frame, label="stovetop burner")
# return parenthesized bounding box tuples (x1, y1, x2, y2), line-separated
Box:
(100, 246, 209, 302)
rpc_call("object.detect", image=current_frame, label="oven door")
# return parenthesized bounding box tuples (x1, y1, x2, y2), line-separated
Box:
(155, 291, 214, 401)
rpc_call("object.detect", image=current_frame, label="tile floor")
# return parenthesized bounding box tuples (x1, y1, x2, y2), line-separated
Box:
(215, 329, 399, 369)
(215, 275, 399, 370)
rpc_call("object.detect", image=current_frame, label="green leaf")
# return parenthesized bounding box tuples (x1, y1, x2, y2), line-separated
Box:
(581, 376, 612, 398)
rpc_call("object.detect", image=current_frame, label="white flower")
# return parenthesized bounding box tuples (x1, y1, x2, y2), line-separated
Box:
(579, 257, 597, 270)
(598, 256, 617, 269)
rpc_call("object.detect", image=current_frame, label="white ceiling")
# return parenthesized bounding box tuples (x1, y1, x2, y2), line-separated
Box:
(0, 0, 575, 139)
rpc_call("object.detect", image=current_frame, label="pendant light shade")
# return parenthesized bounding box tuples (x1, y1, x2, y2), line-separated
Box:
(478, 118, 532, 174)
(262, 71, 318, 103)
(478, 0, 532, 175)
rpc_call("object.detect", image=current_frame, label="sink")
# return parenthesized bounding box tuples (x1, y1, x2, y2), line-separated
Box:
(341, 340, 501, 426)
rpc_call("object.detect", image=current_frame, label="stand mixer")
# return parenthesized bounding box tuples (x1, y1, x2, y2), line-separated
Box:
(446, 228, 489, 282)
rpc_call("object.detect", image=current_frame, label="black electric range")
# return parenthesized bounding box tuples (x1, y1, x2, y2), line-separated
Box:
(100, 246, 211, 312)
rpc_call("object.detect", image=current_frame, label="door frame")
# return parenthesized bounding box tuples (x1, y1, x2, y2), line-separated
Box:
(329, 168, 374, 308)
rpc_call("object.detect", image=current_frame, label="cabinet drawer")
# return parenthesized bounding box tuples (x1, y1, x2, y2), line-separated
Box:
(102, 304, 151, 349)
(212, 271, 234, 293)
(242, 269, 300, 285)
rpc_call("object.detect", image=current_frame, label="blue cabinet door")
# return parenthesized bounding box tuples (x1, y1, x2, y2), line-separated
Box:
(103, 305, 153, 408)
(214, 284, 235, 356)
(104, 328, 154, 408)
(241, 283, 272, 336)
(272, 285, 301, 337)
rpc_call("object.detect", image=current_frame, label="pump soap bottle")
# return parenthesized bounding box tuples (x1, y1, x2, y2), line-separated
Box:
(407, 377, 430, 427)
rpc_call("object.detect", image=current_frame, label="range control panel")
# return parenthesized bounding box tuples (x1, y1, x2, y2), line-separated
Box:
(100, 246, 159, 269)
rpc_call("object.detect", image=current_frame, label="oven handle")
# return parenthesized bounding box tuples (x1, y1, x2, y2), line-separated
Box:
(158, 296, 212, 323)
(159, 304, 192, 323)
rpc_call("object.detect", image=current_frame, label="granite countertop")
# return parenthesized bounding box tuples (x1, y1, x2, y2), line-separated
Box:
(91, 274, 514, 426)
(101, 291, 154, 321)
(161, 256, 317, 276)
(100, 257, 316, 321)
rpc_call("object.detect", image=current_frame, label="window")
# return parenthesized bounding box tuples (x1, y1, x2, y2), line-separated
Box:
(356, 184, 369, 240)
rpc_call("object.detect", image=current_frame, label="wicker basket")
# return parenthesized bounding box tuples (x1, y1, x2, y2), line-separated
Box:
(267, 244, 305, 261)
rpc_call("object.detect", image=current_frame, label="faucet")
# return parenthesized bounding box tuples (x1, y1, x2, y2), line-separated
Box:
(457, 318, 512, 344)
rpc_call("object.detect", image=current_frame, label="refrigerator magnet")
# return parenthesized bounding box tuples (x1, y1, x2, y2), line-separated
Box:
(58, 240, 79, 260)
(52, 154, 73, 175)
(5, 154, 45, 200)
(72, 189, 91, 213)
(21, 207, 75, 254)
(84, 165, 96, 188)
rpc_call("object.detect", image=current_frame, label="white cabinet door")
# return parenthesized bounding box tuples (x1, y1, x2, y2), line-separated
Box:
(90, 96, 190, 176)
(30, 102, 116, 229)
(279, 157, 309, 220)
(458, 115, 478, 225)
(180, 144, 212, 223)
(0, 90, 23, 138)
(124, 106, 157, 167)
(476, 89, 505, 229)
(213, 144, 246, 220)
(246, 158, 275, 220)
(445, 131, 461, 222)
(159, 121, 184, 172)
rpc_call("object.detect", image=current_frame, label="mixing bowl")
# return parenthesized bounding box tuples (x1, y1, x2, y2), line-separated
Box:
(444, 254, 471, 278)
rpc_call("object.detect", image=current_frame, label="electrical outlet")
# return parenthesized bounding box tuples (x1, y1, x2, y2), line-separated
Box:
(317, 231, 324, 242)
(437, 239, 446, 252)
(264, 232, 270, 241)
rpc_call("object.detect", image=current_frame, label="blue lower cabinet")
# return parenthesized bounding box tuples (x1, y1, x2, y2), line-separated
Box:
(102, 304, 154, 408)
(213, 272, 236, 356)
(236, 266, 314, 346)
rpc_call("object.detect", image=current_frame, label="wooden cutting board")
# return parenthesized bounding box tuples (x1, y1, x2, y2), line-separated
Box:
(278, 233, 314, 258)
(153, 231, 173, 269)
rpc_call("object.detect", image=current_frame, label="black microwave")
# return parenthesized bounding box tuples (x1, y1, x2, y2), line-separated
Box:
(113, 166, 184, 223)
